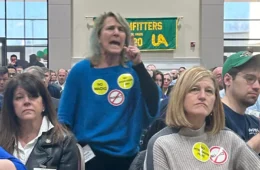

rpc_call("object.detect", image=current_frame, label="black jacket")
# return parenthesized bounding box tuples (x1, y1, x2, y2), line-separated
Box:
(25, 129, 79, 170)
(28, 61, 45, 68)
(140, 98, 169, 151)
(51, 97, 60, 112)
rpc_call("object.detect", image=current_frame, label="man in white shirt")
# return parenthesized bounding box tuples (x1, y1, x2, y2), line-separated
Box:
(56, 68, 67, 90)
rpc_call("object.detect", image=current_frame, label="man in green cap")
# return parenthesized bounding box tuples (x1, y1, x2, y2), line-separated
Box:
(222, 51, 260, 153)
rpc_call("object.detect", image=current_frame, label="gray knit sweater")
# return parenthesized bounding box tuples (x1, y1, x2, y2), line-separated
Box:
(144, 124, 260, 170)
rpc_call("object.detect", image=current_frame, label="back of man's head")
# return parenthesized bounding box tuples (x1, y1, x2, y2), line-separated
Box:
(24, 66, 45, 81)
(41, 67, 50, 74)
(0, 67, 8, 76)
(29, 54, 37, 63)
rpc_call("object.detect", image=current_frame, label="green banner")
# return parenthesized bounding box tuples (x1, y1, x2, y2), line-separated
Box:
(127, 18, 178, 51)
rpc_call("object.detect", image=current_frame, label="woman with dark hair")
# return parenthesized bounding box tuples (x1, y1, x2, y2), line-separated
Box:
(0, 73, 78, 170)
(152, 70, 164, 89)
(49, 70, 58, 84)
(152, 70, 164, 99)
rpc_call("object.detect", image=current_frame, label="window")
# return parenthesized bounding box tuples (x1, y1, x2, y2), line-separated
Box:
(25, 46, 47, 62)
(224, 40, 260, 46)
(224, 20, 249, 33)
(25, 1, 47, 19)
(0, 0, 48, 66)
(0, 20, 5, 37)
(224, 20, 260, 39)
(6, 0, 24, 19)
(25, 40, 47, 46)
(224, 1, 260, 52)
(0, 1, 5, 19)
(25, 20, 47, 38)
(7, 20, 24, 38)
(224, 2, 250, 20)
(7, 40, 24, 46)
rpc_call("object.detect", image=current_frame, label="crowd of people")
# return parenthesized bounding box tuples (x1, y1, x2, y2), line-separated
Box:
(0, 11, 259, 170)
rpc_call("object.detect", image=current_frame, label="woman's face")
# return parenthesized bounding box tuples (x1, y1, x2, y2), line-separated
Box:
(155, 74, 163, 87)
(99, 16, 126, 56)
(163, 74, 171, 88)
(184, 77, 216, 120)
(51, 73, 57, 81)
(13, 87, 44, 122)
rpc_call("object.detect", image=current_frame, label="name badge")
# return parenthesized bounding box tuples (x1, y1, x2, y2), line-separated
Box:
(82, 144, 95, 163)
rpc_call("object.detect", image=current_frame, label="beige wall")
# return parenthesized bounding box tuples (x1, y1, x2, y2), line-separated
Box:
(200, 0, 224, 69)
(48, 0, 72, 71)
(72, 0, 201, 71)
(48, 0, 223, 71)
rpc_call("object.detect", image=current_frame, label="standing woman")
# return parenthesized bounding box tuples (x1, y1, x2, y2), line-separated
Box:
(0, 73, 79, 170)
(58, 12, 159, 170)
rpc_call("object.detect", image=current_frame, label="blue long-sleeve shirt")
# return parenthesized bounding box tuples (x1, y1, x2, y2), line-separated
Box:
(0, 147, 26, 170)
(58, 60, 159, 157)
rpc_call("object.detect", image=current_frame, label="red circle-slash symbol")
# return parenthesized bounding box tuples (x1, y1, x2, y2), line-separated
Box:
(210, 146, 228, 165)
(108, 90, 125, 106)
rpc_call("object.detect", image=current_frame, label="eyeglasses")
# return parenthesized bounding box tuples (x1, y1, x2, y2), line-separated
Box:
(164, 78, 171, 81)
(238, 73, 260, 85)
(155, 79, 162, 82)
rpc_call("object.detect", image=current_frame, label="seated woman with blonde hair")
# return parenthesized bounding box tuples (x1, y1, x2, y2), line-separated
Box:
(144, 66, 260, 170)
(0, 73, 78, 170)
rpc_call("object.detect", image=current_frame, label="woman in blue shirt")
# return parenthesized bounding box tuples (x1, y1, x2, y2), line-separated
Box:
(58, 11, 159, 170)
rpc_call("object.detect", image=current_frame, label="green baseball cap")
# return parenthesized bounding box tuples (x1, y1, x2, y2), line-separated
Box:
(222, 51, 253, 76)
